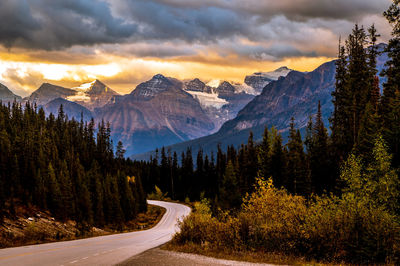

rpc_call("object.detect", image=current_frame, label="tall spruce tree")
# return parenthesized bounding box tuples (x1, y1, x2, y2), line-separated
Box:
(381, 0, 400, 166)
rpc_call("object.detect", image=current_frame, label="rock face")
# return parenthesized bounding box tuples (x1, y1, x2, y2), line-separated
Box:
(221, 62, 336, 135)
(0, 83, 21, 102)
(245, 66, 293, 93)
(185, 78, 213, 93)
(68, 80, 119, 111)
(96, 74, 215, 155)
(44, 98, 93, 121)
(24, 83, 76, 106)
(215, 81, 236, 96)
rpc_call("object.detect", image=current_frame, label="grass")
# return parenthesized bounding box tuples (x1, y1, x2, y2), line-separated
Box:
(0, 203, 166, 248)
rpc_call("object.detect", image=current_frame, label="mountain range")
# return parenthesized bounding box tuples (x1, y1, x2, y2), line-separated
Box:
(132, 44, 389, 160)
(3, 43, 387, 159)
(0, 67, 291, 155)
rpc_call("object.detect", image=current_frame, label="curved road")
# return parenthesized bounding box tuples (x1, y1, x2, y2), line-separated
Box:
(0, 200, 191, 266)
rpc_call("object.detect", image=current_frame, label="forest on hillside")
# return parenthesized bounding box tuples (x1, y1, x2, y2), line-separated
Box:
(0, 103, 147, 230)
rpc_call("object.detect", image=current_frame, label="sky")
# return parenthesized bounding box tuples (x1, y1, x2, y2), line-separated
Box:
(0, 0, 393, 96)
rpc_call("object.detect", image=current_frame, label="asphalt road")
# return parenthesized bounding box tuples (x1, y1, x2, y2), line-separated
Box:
(0, 200, 191, 266)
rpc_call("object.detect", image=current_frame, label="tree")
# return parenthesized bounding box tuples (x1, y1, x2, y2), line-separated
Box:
(308, 102, 332, 194)
(270, 130, 286, 189)
(219, 160, 241, 209)
(341, 135, 400, 214)
(116, 141, 126, 159)
(46, 163, 62, 217)
(381, 0, 400, 166)
(287, 118, 311, 196)
(331, 38, 352, 161)
(258, 127, 271, 179)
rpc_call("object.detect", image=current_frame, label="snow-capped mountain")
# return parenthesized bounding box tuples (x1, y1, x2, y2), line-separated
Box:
(184, 78, 256, 131)
(96, 74, 215, 155)
(245, 66, 293, 93)
(24, 80, 119, 111)
(69, 79, 119, 110)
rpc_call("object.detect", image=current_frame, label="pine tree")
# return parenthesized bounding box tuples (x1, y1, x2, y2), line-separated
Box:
(381, 0, 400, 166)
(308, 102, 332, 194)
(331, 38, 352, 161)
(287, 118, 311, 196)
(46, 163, 62, 217)
(270, 130, 286, 189)
(219, 160, 240, 209)
(116, 141, 126, 159)
(258, 127, 271, 179)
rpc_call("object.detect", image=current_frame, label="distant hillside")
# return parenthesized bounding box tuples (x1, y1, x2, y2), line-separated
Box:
(0, 83, 22, 102)
(132, 44, 389, 161)
(44, 98, 93, 121)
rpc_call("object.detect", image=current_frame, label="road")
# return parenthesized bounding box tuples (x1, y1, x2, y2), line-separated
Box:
(0, 200, 191, 266)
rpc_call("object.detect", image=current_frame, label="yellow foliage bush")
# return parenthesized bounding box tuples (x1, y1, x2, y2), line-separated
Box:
(173, 177, 400, 264)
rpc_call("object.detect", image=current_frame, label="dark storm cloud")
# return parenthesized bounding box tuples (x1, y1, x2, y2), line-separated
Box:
(0, 0, 137, 50)
(0, 0, 391, 58)
(149, 0, 390, 21)
(100, 0, 252, 45)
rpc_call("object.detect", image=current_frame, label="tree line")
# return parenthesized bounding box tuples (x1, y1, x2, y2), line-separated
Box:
(140, 14, 400, 211)
(0, 103, 147, 229)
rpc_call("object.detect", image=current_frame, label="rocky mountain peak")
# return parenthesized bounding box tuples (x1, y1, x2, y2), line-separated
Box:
(152, 74, 169, 81)
(84, 79, 118, 96)
(245, 66, 293, 94)
(216, 81, 236, 95)
(131, 74, 175, 99)
(274, 66, 290, 72)
(25, 83, 75, 106)
(185, 78, 211, 93)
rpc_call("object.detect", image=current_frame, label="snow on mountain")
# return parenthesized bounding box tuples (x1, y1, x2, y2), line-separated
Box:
(232, 82, 257, 95)
(186, 90, 228, 109)
(67, 81, 95, 102)
(206, 79, 222, 88)
(245, 66, 293, 93)
(257, 66, 292, 80)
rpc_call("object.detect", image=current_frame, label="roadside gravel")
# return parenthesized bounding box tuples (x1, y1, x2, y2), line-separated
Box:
(119, 247, 274, 266)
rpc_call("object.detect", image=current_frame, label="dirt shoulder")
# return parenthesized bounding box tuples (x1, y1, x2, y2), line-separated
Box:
(118, 247, 272, 266)
(0, 203, 165, 248)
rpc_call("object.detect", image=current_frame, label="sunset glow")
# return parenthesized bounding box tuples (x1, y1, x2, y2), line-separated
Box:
(0, 0, 392, 96)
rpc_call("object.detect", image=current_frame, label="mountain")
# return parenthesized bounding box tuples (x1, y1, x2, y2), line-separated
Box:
(221, 63, 335, 134)
(0, 83, 21, 102)
(185, 78, 213, 93)
(133, 46, 388, 161)
(68, 80, 119, 111)
(44, 98, 93, 121)
(245, 66, 293, 93)
(184, 79, 256, 131)
(96, 74, 215, 155)
(24, 80, 119, 111)
(24, 83, 75, 106)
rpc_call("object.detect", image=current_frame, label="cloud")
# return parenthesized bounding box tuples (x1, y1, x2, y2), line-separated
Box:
(0, 0, 391, 52)
(0, 0, 393, 96)
(0, 0, 137, 50)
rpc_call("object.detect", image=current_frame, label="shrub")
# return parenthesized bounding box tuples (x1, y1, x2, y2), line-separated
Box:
(173, 177, 400, 264)
(147, 186, 168, 200)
